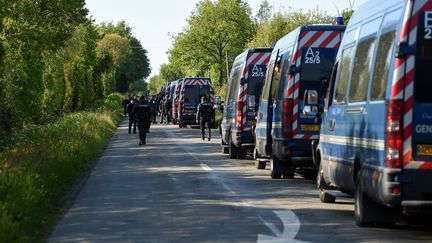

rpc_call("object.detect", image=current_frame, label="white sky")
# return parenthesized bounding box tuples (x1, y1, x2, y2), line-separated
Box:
(84, 0, 367, 80)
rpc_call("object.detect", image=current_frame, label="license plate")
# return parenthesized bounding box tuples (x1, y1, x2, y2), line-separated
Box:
(185, 109, 195, 113)
(301, 124, 320, 131)
(417, 144, 432, 156)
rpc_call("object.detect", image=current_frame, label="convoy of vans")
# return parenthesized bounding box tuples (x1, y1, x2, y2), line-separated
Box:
(312, 0, 432, 226)
(254, 24, 346, 179)
(155, 0, 432, 227)
(220, 48, 272, 159)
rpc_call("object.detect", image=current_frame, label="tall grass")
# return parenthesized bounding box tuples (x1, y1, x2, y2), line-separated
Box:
(0, 93, 123, 242)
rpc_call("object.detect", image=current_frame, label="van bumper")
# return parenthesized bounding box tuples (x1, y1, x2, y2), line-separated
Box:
(231, 129, 255, 148)
(273, 138, 314, 167)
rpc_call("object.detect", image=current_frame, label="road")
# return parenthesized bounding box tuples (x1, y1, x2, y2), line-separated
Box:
(49, 119, 432, 242)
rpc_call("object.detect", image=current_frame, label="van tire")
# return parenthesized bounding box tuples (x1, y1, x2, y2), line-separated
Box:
(317, 162, 336, 203)
(255, 160, 266, 169)
(355, 172, 396, 227)
(270, 156, 283, 179)
(222, 146, 229, 154)
(237, 148, 247, 159)
(229, 137, 238, 159)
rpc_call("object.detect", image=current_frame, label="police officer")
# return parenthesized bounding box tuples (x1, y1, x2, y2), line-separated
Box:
(126, 99, 137, 134)
(133, 96, 152, 145)
(121, 97, 130, 117)
(196, 96, 214, 141)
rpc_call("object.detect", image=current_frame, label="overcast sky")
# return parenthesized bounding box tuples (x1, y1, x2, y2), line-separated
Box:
(84, 0, 367, 80)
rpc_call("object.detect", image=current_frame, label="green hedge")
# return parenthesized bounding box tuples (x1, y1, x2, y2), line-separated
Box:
(0, 93, 123, 242)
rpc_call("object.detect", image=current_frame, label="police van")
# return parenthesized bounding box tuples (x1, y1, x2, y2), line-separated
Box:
(220, 48, 272, 159)
(313, 0, 432, 226)
(177, 77, 213, 128)
(254, 24, 346, 178)
(172, 79, 184, 125)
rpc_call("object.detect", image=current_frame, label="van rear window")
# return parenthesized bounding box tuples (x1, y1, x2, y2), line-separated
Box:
(415, 11, 432, 103)
(301, 48, 337, 82)
(184, 86, 197, 103)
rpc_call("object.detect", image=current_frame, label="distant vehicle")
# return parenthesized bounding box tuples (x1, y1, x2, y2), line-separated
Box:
(172, 79, 184, 125)
(255, 24, 345, 178)
(177, 77, 213, 128)
(220, 48, 272, 159)
(313, 0, 432, 226)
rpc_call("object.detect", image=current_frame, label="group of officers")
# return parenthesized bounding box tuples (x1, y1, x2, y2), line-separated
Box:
(121, 95, 213, 145)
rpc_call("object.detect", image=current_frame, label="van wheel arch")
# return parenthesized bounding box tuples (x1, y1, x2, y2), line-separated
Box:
(353, 155, 362, 186)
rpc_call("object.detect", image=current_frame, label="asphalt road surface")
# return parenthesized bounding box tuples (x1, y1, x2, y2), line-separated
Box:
(49, 118, 432, 242)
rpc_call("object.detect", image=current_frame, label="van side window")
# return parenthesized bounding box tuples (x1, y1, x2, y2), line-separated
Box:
(370, 31, 396, 100)
(261, 62, 274, 101)
(348, 37, 376, 103)
(335, 46, 354, 103)
(271, 62, 281, 100)
(276, 54, 290, 99)
(229, 67, 241, 101)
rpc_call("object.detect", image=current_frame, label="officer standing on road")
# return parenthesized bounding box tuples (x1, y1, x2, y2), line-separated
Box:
(126, 99, 137, 134)
(133, 96, 152, 145)
(196, 96, 214, 141)
(121, 97, 130, 117)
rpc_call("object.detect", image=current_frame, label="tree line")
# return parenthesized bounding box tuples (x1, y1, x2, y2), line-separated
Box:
(148, 0, 353, 95)
(0, 0, 150, 135)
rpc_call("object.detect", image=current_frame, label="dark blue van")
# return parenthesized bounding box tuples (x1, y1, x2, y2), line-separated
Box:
(178, 77, 213, 128)
(220, 48, 272, 159)
(255, 25, 345, 179)
(314, 0, 432, 226)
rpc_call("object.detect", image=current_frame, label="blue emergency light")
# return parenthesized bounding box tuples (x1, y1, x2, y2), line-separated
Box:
(335, 16, 344, 25)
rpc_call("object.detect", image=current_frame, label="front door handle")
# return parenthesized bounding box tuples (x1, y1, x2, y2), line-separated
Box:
(329, 119, 336, 131)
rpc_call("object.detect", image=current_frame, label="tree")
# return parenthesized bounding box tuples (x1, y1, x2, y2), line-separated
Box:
(255, 0, 272, 24)
(248, 9, 333, 48)
(168, 0, 255, 87)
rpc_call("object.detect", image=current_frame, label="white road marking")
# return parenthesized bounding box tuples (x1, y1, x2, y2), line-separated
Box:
(164, 128, 304, 242)
(258, 210, 305, 243)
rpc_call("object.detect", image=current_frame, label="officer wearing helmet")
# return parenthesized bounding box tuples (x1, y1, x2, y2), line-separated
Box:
(196, 95, 214, 141)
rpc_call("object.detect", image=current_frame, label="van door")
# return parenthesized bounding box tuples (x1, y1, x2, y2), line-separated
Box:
(403, 2, 432, 199)
(297, 47, 337, 139)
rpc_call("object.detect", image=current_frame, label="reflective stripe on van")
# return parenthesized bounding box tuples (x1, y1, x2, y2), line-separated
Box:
(393, 0, 432, 169)
(285, 30, 343, 139)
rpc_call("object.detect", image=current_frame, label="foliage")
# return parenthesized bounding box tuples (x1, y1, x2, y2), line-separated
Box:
(168, 0, 256, 87)
(255, 0, 272, 24)
(341, 8, 354, 24)
(248, 9, 333, 48)
(0, 94, 123, 242)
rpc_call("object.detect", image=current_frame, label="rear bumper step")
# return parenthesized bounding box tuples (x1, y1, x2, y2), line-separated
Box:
(402, 201, 432, 207)
(241, 143, 255, 148)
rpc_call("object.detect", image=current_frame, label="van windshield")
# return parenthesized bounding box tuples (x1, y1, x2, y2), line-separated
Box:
(300, 47, 337, 82)
(415, 11, 432, 103)
(184, 86, 197, 103)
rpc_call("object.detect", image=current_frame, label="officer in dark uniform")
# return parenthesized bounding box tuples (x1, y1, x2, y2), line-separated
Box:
(133, 96, 152, 145)
(196, 96, 214, 141)
(122, 97, 130, 117)
(126, 99, 137, 134)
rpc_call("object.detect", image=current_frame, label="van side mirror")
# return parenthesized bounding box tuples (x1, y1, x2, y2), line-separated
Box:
(396, 41, 415, 57)
(303, 89, 319, 115)
(288, 65, 301, 75)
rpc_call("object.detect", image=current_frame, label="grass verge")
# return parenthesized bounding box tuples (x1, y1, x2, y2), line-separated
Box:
(0, 93, 123, 242)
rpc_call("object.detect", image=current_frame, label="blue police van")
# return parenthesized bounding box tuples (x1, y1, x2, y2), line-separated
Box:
(313, 0, 432, 226)
(254, 24, 345, 179)
(220, 48, 272, 159)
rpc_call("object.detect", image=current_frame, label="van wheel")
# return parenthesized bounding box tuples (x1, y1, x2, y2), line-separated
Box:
(355, 172, 397, 227)
(282, 168, 294, 179)
(303, 169, 317, 180)
(270, 156, 283, 179)
(317, 162, 336, 203)
(222, 146, 229, 154)
(229, 137, 238, 159)
(255, 160, 266, 169)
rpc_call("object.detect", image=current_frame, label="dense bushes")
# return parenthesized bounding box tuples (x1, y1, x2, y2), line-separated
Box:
(0, 93, 123, 242)
(0, 1, 150, 133)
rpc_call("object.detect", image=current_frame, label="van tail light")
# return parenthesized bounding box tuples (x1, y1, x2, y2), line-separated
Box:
(282, 99, 293, 139)
(236, 102, 243, 129)
(385, 100, 403, 168)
